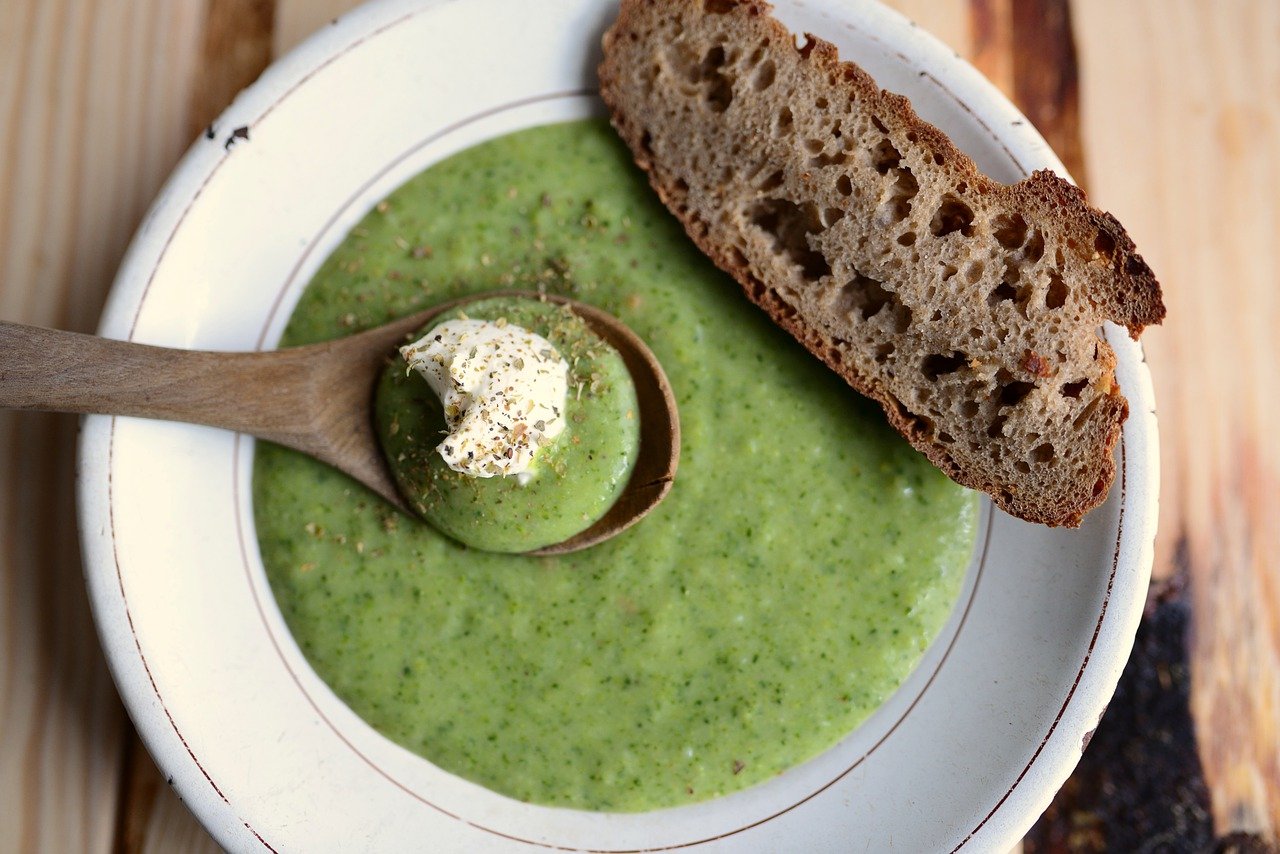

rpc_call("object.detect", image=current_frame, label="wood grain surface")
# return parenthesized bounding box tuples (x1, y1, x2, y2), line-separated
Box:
(1072, 1, 1280, 838)
(0, 1, 1274, 851)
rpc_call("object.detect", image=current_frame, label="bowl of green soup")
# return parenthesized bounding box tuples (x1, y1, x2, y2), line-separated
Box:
(79, 0, 1157, 850)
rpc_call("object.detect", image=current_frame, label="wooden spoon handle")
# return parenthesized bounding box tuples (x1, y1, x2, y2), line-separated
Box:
(0, 321, 319, 443)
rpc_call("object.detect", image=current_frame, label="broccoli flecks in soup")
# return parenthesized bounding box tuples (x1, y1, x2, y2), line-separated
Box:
(254, 119, 978, 812)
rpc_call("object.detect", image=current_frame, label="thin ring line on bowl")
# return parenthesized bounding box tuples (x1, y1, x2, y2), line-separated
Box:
(108, 69, 1116, 854)
(251, 86, 597, 353)
(227, 88, 993, 850)
(826, 7, 1138, 848)
(106, 429, 282, 854)
(232, 453, 988, 850)
(122, 3, 427, 342)
(99, 5, 1132, 851)
(951, 443, 1125, 853)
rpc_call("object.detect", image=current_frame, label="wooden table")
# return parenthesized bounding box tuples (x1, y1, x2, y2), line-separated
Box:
(2, 1, 1275, 850)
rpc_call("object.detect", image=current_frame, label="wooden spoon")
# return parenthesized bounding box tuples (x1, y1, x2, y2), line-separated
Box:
(0, 292, 679, 556)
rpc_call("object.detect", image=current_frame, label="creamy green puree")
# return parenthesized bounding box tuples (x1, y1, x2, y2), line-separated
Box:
(254, 119, 978, 812)
(376, 297, 639, 553)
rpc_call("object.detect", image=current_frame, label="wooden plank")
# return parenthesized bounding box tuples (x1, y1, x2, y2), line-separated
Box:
(189, 0, 278, 143)
(966, 0, 1013, 98)
(116, 740, 222, 854)
(898, 0, 1085, 183)
(274, 0, 364, 57)
(1073, 0, 1280, 840)
(0, 1, 204, 852)
(1009, 0, 1085, 185)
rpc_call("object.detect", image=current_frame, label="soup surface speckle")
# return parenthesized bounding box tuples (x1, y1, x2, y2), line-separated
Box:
(254, 119, 978, 811)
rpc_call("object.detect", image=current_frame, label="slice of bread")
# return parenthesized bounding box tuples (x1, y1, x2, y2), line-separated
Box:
(599, 0, 1164, 526)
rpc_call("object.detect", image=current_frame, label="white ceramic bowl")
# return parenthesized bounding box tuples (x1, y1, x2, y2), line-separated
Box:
(79, 0, 1158, 851)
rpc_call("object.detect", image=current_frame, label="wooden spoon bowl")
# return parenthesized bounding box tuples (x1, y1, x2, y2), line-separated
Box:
(0, 291, 679, 555)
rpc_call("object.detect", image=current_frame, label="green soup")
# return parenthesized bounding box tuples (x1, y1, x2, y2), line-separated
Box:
(254, 119, 978, 812)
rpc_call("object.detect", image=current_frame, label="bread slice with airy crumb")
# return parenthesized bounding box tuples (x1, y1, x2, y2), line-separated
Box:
(599, 0, 1164, 526)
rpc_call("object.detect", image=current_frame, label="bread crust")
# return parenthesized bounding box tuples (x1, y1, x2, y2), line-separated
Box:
(599, 0, 1164, 526)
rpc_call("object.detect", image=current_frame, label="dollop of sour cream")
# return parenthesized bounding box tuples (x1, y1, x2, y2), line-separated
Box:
(399, 317, 569, 479)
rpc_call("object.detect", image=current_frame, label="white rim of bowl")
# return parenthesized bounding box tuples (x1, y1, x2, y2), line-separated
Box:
(77, 0, 1159, 850)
